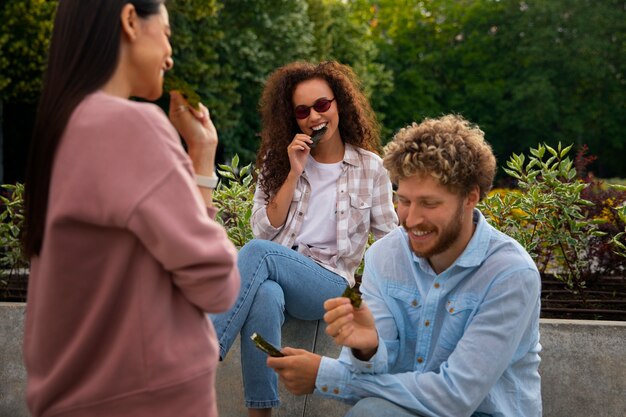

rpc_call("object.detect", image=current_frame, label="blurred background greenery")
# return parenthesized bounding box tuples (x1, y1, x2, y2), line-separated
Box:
(1, 0, 624, 184)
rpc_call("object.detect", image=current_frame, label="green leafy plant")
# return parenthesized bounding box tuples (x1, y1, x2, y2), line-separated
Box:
(0, 183, 29, 300)
(479, 143, 606, 294)
(213, 155, 255, 249)
(0, 183, 27, 270)
(610, 185, 626, 260)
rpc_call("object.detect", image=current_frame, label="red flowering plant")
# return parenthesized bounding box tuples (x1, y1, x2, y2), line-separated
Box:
(575, 146, 626, 277)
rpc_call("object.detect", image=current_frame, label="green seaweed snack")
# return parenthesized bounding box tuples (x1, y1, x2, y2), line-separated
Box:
(251, 332, 285, 357)
(341, 284, 362, 308)
(163, 74, 201, 111)
(309, 126, 328, 149)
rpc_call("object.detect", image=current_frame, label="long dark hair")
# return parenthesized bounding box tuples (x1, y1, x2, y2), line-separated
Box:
(256, 61, 381, 198)
(23, 0, 165, 257)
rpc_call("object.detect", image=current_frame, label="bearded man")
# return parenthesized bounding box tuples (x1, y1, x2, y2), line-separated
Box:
(268, 115, 542, 417)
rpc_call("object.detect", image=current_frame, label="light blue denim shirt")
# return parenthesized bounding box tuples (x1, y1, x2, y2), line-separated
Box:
(315, 210, 542, 417)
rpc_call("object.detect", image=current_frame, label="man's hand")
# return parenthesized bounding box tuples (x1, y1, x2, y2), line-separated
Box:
(324, 297, 378, 360)
(267, 348, 321, 395)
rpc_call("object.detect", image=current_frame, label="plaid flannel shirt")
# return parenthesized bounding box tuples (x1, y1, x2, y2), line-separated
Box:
(251, 144, 398, 286)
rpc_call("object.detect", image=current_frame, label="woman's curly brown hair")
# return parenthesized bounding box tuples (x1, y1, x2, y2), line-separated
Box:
(383, 115, 497, 200)
(256, 61, 381, 198)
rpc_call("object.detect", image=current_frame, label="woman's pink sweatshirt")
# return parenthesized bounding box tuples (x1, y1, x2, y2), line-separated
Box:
(23, 92, 240, 417)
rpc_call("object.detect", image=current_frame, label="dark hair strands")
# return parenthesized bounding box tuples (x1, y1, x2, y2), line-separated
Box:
(23, 0, 164, 257)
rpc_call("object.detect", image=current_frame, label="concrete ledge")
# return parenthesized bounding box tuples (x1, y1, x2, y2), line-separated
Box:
(0, 303, 28, 417)
(215, 319, 350, 417)
(539, 319, 626, 417)
(2, 303, 625, 417)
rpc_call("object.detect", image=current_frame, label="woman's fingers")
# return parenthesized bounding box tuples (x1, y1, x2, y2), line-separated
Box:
(289, 135, 312, 152)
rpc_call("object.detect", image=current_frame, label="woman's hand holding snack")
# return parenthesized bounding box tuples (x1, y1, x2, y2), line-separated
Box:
(287, 133, 313, 177)
(168, 90, 217, 174)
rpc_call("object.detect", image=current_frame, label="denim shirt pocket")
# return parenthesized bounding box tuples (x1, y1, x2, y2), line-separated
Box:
(387, 285, 422, 341)
(439, 294, 479, 350)
(348, 193, 372, 235)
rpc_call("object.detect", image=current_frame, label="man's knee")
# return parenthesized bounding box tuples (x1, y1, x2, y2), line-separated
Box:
(344, 398, 420, 417)
(345, 398, 392, 417)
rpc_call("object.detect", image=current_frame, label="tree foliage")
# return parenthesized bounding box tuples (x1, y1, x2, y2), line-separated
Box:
(0, 0, 56, 103)
(164, 0, 239, 143)
(214, 0, 314, 162)
(1, 0, 625, 180)
(368, 0, 625, 176)
(306, 0, 393, 135)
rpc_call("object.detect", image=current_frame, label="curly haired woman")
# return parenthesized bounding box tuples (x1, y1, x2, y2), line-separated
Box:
(211, 61, 398, 416)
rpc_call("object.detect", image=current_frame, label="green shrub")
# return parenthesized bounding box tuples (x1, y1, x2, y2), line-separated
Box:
(213, 155, 255, 248)
(610, 188, 626, 260)
(0, 183, 28, 290)
(479, 143, 606, 293)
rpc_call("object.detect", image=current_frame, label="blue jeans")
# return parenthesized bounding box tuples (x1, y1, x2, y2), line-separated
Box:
(210, 239, 346, 409)
(345, 398, 493, 417)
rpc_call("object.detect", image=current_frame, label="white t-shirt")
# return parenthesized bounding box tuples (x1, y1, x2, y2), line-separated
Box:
(295, 155, 343, 250)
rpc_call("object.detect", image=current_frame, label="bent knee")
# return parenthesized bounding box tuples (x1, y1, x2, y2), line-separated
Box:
(345, 398, 418, 417)
(255, 280, 285, 307)
(239, 239, 286, 261)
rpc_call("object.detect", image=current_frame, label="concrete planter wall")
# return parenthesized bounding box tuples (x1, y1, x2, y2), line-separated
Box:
(2, 302, 625, 417)
(0, 302, 28, 417)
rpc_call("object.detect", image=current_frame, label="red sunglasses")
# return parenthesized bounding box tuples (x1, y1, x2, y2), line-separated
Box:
(294, 97, 335, 120)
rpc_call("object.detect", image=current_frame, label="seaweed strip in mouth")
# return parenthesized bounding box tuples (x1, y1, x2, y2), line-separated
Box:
(341, 284, 363, 308)
(251, 332, 285, 357)
(309, 126, 328, 149)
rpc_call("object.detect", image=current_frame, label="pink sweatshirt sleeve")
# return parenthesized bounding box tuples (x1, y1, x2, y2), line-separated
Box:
(126, 166, 240, 312)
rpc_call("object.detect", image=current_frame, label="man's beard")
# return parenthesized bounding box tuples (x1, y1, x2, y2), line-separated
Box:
(403, 202, 464, 259)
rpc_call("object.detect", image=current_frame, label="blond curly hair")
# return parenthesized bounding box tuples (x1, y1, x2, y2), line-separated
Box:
(383, 115, 496, 200)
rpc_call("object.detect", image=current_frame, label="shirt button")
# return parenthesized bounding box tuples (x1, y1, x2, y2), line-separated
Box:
(340, 210, 344, 214)
(291, 233, 295, 237)
(321, 386, 328, 392)
(333, 388, 340, 394)
(417, 357, 424, 363)
(341, 189, 345, 193)
(449, 308, 455, 313)
(411, 300, 418, 307)
(424, 320, 430, 327)
(365, 364, 372, 369)
(298, 212, 303, 216)
(434, 283, 440, 289)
